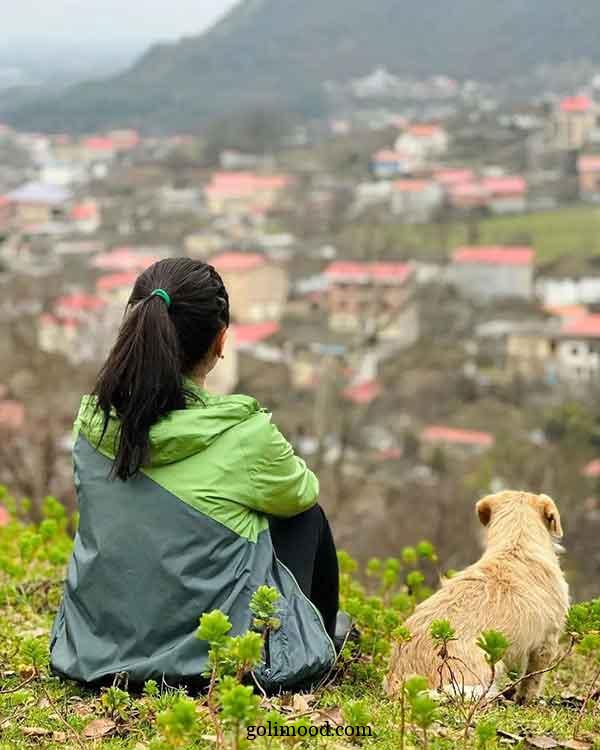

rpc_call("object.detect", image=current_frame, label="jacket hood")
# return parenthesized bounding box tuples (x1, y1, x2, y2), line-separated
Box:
(74, 378, 262, 467)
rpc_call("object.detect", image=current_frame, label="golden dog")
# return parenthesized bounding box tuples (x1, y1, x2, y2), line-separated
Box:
(386, 491, 569, 703)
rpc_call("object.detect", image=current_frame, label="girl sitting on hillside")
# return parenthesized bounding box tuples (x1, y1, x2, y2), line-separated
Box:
(51, 257, 341, 691)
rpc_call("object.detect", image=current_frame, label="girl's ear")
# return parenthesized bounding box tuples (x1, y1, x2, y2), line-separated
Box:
(215, 327, 228, 359)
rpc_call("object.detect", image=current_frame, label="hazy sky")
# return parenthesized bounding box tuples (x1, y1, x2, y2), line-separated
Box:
(4, 0, 239, 43)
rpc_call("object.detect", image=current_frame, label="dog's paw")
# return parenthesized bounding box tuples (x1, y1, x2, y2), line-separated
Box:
(514, 689, 540, 706)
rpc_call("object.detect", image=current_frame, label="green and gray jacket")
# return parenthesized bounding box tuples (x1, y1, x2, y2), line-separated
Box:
(50, 380, 336, 690)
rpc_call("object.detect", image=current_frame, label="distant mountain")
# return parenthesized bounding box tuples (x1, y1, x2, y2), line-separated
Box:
(5, 0, 600, 133)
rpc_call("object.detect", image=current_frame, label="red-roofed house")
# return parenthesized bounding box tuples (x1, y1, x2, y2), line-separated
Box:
(481, 176, 527, 214)
(70, 199, 100, 233)
(233, 321, 280, 347)
(447, 181, 489, 211)
(561, 95, 593, 114)
(578, 155, 600, 200)
(92, 247, 160, 273)
(38, 312, 78, 360)
(451, 246, 535, 301)
(556, 313, 600, 382)
(370, 149, 416, 178)
(81, 136, 116, 161)
(343, 379, 382, 405)
(391, 179, 443, 222)
(55, 292, 106, 318)
(96, 271, 138, 306)
(7, 182, 72, 228)
(434, 168, 475, 187)
(324, 261, 419, 344)
(107, 129, 141, 151)
(210, 252, 289, 324)
(395, 123, 448, 160)
(205, 172, 291, 216)
(555, 95, 600, 150)
(421, 425, 494, 456)
(39, 291, 109, 362)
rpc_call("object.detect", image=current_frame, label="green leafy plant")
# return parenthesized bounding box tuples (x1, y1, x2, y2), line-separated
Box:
(218, 676, 260, 750)
(568, 599, 600, 738)
(249, 585, 281, 634)
(20, 637, 47, 673)
(153, 696, 198, 749)
(194, 587, 281, 748)
(430, 619, 456, 649)
(403, 675, 439, 750)
(101, 686, 131, 721)
(476, 718, 497, 749)
(476, 630, 509, 666)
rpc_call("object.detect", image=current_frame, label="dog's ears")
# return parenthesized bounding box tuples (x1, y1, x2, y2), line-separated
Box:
(540, 494, 563, 539)
(476, 497, 493, 527)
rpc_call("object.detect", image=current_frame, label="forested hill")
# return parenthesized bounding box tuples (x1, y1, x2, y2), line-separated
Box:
(5, 0, 600, 133)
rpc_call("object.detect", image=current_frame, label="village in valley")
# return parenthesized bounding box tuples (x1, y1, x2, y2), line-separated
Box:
(3, 74, 600, 595)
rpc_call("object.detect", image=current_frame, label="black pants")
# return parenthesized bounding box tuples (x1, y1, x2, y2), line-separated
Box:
(269, 504, 339, 640)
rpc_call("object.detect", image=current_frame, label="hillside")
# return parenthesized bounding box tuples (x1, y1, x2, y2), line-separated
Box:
(4, 0, 600, 132)
(0, 494, 600, 750)
(2, 493, 600, 750)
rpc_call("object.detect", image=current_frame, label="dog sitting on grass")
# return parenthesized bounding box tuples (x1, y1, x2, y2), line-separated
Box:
(386, 491, 569, 704)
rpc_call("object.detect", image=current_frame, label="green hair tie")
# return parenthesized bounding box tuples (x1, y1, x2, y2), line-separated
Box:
(150, 288, 172, 308)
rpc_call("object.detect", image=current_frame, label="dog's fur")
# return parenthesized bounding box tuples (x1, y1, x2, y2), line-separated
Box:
(385, 491, 569, 703)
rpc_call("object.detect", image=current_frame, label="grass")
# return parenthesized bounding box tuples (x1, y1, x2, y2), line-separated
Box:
(463, 205, 600, 269)
(2, 497, 600, 749)
(339, 204, 600, 272)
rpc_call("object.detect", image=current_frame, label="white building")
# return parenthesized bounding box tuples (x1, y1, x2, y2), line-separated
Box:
(556, 314, 600, 383)
(390, 180, 443, 223)
(536, 276, 600, 307)
(39, 161, 86, 187)
(395, 124, 448, 161)
(450, 246, 535, 301)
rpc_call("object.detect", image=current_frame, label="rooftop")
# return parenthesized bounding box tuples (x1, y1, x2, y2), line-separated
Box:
(92, 248, 160, 272)
(96, 271, 138, 293)
(373, 149, 408, 161)
(392, 179, 432, 193)
(481, 176, 527, 195)
(324, 261, 413, 285)
(560, 95, 594, 113)
(206, 172, 290, 197)
(55, 292, 106, 313)
(434, 168, 475, 186)
(70, 201, 98, 221)
(210, 252, 267, 272)
(81, 136, 115, 151)
(545, 304, 587, 321)
(7, 182, 72, 206)
(452, 246, 535, 267)
(343, 379, 382, 405)
(561, 313, 600, 339)
(407, 123, 443, 137)
(233, 321, 280, 345)
(421, 425, 494, 448)
(448, 182, 488, 199)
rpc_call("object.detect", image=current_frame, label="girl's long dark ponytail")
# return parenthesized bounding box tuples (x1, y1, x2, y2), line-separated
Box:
(92, 258, 229, 480)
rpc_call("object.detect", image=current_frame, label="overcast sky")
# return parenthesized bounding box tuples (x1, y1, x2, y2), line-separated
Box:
(3, 0, 239, 43)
